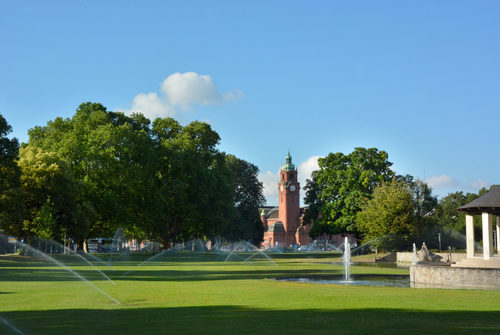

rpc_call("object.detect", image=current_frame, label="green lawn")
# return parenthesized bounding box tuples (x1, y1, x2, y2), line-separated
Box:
(1, 251, 500, 334)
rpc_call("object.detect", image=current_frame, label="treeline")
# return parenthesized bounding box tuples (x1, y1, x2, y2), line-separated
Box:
(0, 103, 265, 247)
(303, 147, 493, 250)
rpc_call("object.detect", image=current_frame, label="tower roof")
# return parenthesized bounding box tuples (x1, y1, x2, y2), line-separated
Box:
(281, 150, 296, 172)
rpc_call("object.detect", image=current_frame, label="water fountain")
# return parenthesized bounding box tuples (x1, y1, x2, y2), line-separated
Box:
(119, 238, 278, 280)
(118, 246, 179, 278)
(343, 236, 351, 281)
(412, 243, 417, 265)
(0, 234, 120, 305)
(277, 236, 410, 287)
(36, 238, 115, 284)
(222, 240, 278, 266)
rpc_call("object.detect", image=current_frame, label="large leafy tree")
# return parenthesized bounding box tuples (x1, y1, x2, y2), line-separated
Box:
(435, 191, 475, 233)
(18, 146, 94, 243)
(151, 118, 236, 246)
(304, 147, 394, 236)
(23, 103, 266, 248)
(0, 115, 25, 236)
(27, 103, 158, 239)
(356, 179, 418, 250)
(223, 154, 265, 245)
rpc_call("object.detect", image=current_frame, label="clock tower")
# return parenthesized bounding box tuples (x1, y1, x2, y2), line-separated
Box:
(278, 150, 300, 245)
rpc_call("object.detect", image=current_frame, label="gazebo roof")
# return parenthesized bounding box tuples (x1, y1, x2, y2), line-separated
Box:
(458, 186, 500, 215)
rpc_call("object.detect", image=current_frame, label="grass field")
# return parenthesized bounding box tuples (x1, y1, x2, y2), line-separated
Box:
(1, 251, 500, 334)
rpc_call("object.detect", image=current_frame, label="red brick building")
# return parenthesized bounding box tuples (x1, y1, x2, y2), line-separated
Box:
(260, 152, 313, 248)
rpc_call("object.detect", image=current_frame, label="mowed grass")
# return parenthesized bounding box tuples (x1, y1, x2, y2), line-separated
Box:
(1, 252, 500, 334)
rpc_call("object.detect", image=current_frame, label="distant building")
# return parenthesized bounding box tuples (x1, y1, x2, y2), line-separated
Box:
(260, 151, 313, 248)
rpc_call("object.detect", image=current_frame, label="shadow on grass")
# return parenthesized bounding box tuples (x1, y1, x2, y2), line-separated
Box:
(1, 306, 500, 335)
(0, 253, 346, 282)
(1, 252, 312, 267)
(0, 267, 340, 282)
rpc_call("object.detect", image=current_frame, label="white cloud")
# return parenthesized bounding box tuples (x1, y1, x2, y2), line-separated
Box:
(258, 170, 280, 198)
(118, 72, 241, 118)
(469, 179, 489, 191)
(298, 155, 322, 188)
(161, 72, 241, 109)
(423, 175, 492, 198)
(424, 174, 459, 189)
(119, 92, 175, 120)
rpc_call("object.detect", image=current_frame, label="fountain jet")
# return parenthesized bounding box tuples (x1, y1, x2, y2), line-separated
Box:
(343, 236, 351, 281)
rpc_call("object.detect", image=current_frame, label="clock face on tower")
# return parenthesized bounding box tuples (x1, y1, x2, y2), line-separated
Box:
(290, 185, 296, 192)
(280, 184, 284, 192)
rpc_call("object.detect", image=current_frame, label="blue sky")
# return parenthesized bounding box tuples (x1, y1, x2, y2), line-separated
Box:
(2, 1, 500, 205)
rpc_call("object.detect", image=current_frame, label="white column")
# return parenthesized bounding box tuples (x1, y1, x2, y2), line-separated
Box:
(482, 212, 493, 260)
(496, 216, 500, 256)
(466, 214, 475, 258)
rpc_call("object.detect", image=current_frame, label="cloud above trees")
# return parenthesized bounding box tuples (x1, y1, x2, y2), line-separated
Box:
(117, 72, 242, 119)
(298, 155, 321, 189)
(425, 175, 459, 189)
(425, 174, 490, 195)
(259, 170, 280, 199)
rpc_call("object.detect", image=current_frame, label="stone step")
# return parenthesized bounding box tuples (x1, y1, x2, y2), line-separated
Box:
(452, 257, 500, 269)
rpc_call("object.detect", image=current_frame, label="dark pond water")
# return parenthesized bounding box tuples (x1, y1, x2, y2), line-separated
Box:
(277, 274, 410, 288)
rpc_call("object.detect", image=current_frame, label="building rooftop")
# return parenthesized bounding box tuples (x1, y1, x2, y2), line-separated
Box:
(458, 186, 500, 215)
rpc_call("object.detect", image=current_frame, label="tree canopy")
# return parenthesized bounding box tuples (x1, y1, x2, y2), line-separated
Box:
(303, 147, 394, 236)
(0, 114, 25, 236)
(0, 103, 266, 247)
(356, 179, 418, 250)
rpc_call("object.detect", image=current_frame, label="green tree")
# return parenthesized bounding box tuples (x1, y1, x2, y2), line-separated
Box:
(304, 147, 394, 237)
(18, 146, 93, 243)
(151, 118, 236, 245)
(26, 103, 157, 240)
(223, 154, 265, 245)
(404, 177, 438, 217)
(357, 179, 418, 250)
(29, 198, 56, 240)
(435, 191, 475, 233)
(24, 102, 266, 247)
(0, 114, 25, 236)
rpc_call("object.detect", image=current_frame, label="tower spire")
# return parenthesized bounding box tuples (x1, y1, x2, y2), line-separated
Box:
(282, 149, 295, 172)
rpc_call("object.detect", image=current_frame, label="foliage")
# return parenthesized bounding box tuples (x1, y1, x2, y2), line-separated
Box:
(400, 176, 438, 217)
(0, 114, 25, 235)
(28, 103, 159, 239)
(18, 146, 93, 243)
(28, 198, 56, 240)
(151, 118, 230, 245)
(17, 103, 265, 246)
(434, 191, 479, 234)
(357, 179, 418, 250)
(223, 155, 265, 245)
(304, 147, 394, 236)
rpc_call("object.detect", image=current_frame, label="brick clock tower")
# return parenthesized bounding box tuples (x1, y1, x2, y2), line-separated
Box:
(278, 151, 300, 246)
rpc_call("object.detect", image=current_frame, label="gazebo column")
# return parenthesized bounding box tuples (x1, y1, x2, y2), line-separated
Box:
(466, 214, 475, 258)
(497, 216, 500, 256)
(482, 212, 494, 260)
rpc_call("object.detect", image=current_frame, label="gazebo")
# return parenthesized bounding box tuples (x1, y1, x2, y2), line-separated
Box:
(411, 186, 500, 288)
(456, 186, 500, 268)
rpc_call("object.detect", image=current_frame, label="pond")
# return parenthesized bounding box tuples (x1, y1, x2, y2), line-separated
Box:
(276, 274, 410, 288)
